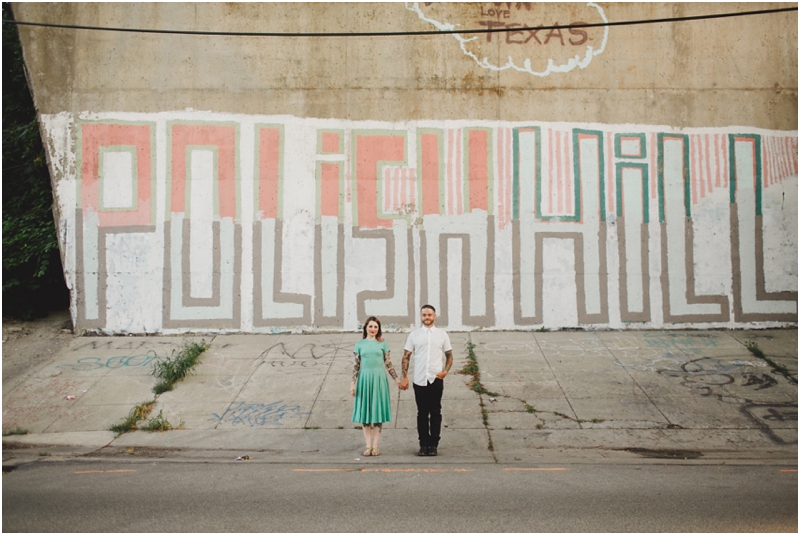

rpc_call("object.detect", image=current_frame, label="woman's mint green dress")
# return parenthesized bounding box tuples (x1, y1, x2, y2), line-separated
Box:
(351, 339, 394, 425)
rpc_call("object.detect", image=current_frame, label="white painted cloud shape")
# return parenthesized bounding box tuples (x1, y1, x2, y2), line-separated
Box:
(406, 2, 609, 77)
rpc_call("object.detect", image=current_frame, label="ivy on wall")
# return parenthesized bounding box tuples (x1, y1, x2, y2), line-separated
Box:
(2, 3, 69, 319)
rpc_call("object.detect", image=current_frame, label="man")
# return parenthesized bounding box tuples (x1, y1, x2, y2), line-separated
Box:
(398, 304, 453, 456)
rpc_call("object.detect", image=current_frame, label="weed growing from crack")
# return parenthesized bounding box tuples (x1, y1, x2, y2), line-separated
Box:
(151, 339, 210, 394)
(524, 404, 537, 414)
(2, 427, 29, 436)
(536, 424, 544, 430)
(460, 361, 479, 376)
(153, 381, 173, 395)
(110, 400, 155, 435)
(460, 342, 499, 397)
(109, 340, 208, 436)
(745, 340, 797, 384)
(462, 341, 499, 460)
(549, 411, 605, 425)
(744, 340, 764, 357)
(553, 411, 588, 424)
(475, 384, 500, 397)
(142, 410, 174, 432)
(130, 400, 155, 421)
(459, 342, 479, 376)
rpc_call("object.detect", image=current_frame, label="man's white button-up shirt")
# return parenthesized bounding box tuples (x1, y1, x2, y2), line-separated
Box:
(404, 325, 452, 386)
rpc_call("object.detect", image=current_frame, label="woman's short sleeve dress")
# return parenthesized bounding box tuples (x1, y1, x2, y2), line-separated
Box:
(351, 339, 392, 425)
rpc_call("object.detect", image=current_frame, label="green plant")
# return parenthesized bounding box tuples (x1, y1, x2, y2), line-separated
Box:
(536, 424, 544, 430)
(471, 382, 486, 394)
(459, 342, 479, 375)
(744, 340, 764, 358)
(38, 452, 51, 457)
(460, 342, 499, 397)
(472, 382, 500, 397)
(552, 410, 584, 423)
(504, 426, 513, 430)
(2, 4, 70, 318)
(2, 427, 29, 436)
(459, 362, 479, 375)
(152, 381, 174, 395)
(110, 400, 155, 435)
(745, 340, 797, 384)
(142, 410, 173, 432)
(151, 339, 210, 394)
(524, 404, 537, 414)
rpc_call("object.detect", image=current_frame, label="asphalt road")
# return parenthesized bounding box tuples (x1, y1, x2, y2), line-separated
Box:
(3, 460, 797, 532)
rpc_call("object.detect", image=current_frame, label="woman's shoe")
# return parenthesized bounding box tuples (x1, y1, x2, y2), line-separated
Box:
(363, 448, 372, 456)
(371, 448, 380, 456)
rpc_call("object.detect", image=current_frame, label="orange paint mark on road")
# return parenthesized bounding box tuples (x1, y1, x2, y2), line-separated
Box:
(361, 468, 473, 473)
(74, 470, 136, 474)
(293, 468, 474, 473)
(503, 468, 567, 471)
(780, 469, 797, 473)
(293, 469, 357, 472)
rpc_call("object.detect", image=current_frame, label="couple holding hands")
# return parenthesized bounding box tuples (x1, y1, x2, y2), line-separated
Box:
(350, 305, 453, 457)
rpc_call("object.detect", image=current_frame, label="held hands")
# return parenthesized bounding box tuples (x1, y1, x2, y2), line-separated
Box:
(436, 370, 448, 380)
(398, 377, 409, 391)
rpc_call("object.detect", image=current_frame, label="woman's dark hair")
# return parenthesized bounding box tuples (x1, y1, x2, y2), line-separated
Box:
(362, 316, 383, 341)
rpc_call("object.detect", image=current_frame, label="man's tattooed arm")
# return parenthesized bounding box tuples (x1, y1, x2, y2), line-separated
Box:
(444, 349, 453, 373)
(401, 350, 412, 379)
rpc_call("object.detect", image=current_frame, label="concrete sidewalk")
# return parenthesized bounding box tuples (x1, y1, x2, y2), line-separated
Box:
(3, 329, 797, 468)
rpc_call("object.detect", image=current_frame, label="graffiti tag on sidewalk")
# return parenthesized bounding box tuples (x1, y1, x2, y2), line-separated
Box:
(209, 401, 307, 427)
(56, 354, 163, 371)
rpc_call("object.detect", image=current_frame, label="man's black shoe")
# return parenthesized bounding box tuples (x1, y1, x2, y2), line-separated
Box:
(428, 446, 438, 456)
(417, 447, 429, 456)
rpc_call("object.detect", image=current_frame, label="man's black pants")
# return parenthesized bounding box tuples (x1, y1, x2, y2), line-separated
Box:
(413, 378, 443, 448)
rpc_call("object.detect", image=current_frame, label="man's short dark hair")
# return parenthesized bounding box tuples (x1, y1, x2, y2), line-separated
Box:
(421, 304, 436, 313)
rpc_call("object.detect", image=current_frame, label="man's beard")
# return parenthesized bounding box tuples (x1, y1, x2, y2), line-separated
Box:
(422, 318, 434, 326)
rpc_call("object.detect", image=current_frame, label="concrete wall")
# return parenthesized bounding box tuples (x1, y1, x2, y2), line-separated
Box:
(14, 3, 798, 332)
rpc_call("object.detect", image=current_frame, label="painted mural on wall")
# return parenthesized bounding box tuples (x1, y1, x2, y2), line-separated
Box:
(406, 2, 609, 76)
(41, 112, 797, 333)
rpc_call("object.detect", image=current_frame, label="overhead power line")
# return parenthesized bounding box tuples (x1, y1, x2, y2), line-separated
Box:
(3, 7, 797, 38)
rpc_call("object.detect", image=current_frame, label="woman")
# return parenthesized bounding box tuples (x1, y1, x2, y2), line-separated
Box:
(351, 316, 400, 456)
